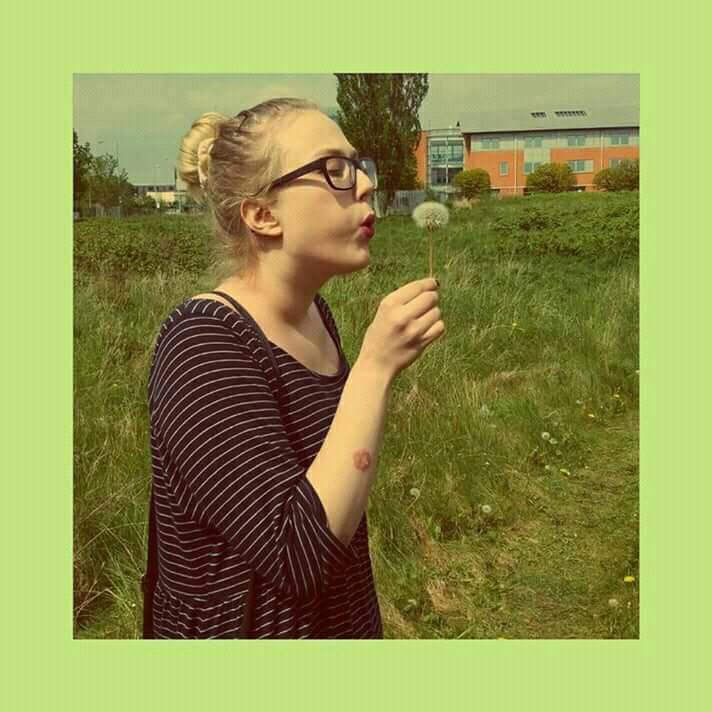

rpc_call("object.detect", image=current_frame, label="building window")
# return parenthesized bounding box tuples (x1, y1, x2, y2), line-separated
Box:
(429, 139, 463, 164)
(448, 167, 462, 182)
(430, 167, 447, 185)
(609, 159, 622, 168)
(611, 134, 630, 145)
(428, 143, 447, 164)
(524, 136, 543, 148)
(499, 161, 509, 176)
(567, 135, 586, 146)
(567, 159, 594, 173)
(524, 162, 542, 175)
(448, 143, 463, 162)
(482, 138, 500, 150)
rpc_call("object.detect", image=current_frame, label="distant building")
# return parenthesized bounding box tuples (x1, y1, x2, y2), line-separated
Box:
(133, 169, 193, 210)
(415, 105, 639, 196)
(134, 183, 177, 207)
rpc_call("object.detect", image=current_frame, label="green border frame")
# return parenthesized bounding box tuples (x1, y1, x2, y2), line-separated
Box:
(5, 0, 711, 709)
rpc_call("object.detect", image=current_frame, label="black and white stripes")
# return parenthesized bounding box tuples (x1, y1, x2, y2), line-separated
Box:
(147, 294, 383, 638)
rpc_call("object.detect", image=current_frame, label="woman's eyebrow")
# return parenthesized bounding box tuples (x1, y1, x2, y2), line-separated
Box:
(314, 147, 359, 159)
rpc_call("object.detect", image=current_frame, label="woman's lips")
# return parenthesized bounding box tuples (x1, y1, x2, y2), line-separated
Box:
(359, 225, 375, 239)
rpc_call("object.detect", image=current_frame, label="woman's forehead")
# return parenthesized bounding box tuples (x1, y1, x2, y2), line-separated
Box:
(281, 111, 352, 163)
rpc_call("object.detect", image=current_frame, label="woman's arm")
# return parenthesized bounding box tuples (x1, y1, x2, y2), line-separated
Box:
(305, 357, 392, 548)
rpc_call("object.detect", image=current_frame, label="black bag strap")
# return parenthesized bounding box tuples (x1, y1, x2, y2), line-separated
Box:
(208, 290, 285, 402)
(142, 291, 286, 639)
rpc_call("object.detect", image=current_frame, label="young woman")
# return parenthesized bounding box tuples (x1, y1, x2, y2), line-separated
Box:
(146, 97, 444, 638)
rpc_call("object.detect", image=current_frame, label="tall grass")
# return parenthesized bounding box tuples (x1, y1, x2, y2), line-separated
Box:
(74, 192, 639, 639)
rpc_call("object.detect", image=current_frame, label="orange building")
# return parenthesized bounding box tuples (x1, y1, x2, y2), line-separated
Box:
(415, 105, 639, 197)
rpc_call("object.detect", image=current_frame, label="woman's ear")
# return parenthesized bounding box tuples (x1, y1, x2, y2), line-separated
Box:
(240, 198, 282, 237)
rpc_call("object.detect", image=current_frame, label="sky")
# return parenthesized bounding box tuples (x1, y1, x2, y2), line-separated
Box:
(73, 73, 639, 185)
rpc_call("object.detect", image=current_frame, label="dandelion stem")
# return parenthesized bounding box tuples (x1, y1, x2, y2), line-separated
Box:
(429, 229, 433, 278)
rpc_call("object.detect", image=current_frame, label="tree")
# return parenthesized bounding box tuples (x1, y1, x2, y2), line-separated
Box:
(616, 158, 639, 191)
(452, 168, 491, 198)
(334, 74, 429, 216)
(73, 130, 93, 210)
(593, 167, 617, 192)
(593, 159, 639, 192)
(88, 153, 134, 208)
(526, 162, 577, 193)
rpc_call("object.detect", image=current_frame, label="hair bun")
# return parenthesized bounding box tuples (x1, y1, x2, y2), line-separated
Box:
(197, 137, 217, 187)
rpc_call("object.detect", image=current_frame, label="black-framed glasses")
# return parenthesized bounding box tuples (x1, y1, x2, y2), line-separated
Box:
(259, 155, 378, 194)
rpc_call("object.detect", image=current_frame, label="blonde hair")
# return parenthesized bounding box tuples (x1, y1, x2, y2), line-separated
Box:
(176, 97, 322, 276)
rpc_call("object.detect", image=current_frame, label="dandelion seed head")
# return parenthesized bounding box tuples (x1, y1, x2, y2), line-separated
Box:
(541, 431, 551, 441)
(608, 598, 619, 608)
(412, 201, 450, 230)
(410, 488, 420, 498)
(480, 504, 492, 514)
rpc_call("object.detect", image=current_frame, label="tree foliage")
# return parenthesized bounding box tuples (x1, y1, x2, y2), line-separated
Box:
(88, 153, 134, 208)
(525, 162, 577, 193)
(334, 74, 429, 215)
(593, 159, 639, 191)
(452, 168, 491, 198)
(73, 130, 93, 209)
(73, 130, 136, 212)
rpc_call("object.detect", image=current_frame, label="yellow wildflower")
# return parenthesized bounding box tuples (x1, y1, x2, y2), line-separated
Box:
(624, 576, 635, 583)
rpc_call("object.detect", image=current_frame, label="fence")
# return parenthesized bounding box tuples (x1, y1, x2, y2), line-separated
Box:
(379, 189, 452, 216)
(75, 204, 122, 219)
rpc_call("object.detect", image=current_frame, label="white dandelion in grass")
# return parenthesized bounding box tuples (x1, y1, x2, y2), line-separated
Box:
(412, 201, 449, 280)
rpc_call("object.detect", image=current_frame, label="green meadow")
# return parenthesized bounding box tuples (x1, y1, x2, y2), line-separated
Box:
(74, 190, 639, 639)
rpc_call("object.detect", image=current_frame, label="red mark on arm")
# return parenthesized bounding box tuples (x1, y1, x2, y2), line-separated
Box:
(353, 449, 372, 472)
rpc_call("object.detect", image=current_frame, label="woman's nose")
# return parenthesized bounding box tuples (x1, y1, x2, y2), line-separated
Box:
(356, 169, 375, 202)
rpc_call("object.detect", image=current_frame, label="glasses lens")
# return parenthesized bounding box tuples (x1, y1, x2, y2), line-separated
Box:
(361, 158, 378, 189)
(325, 157, 378, 189)
(326, 157, 353, 188)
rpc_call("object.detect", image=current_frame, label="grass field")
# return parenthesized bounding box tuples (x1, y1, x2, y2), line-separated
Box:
(74, 191, 639, 638)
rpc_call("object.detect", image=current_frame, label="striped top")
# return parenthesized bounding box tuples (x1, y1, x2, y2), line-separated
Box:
(147, 292, 383, 638)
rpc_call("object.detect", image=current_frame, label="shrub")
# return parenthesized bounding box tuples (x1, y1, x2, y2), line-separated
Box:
(489, 191, 638, 257)
(594, 159, 639, 192)
(617, 159, 639, 190)
(525, 162, 577, 193)
(593, 168, 617, 192)
(73, 215, 214, 274)
(451, 168, 490, 199)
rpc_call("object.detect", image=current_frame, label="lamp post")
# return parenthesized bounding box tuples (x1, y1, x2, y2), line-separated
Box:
(154, 158, 170, 210)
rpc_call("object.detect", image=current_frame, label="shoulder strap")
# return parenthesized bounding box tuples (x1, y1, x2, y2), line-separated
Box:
(209, 290, 284, 402)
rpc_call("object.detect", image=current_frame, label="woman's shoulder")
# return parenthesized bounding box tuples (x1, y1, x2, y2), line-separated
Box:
(152, 296, 255, 356)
